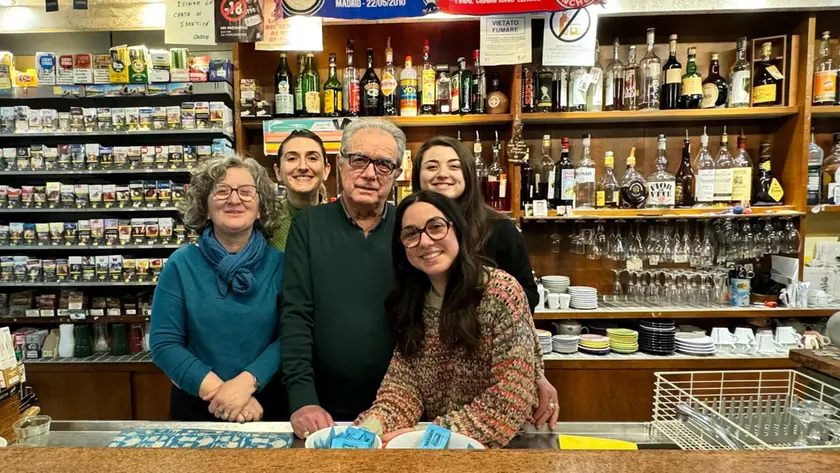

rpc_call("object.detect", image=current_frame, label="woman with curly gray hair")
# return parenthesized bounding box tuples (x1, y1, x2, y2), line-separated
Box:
(151, 155, 288, 423)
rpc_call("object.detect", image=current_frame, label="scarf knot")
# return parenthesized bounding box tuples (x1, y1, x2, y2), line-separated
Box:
(198, 227, 267, 297)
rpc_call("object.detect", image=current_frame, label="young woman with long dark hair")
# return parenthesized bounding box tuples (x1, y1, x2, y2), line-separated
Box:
(355, 190, 541, 448)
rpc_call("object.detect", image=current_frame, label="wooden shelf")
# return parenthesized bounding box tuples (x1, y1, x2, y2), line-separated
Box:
(519, 106, 798, 124)
(811, 106, 840, 117)
(808, 204, 840, 213)
(1, 315, 149, 325)
(534, 305, 839, 320)
(522, 205, 801, 221)
(543, 354, 796, 370)
(241, 114, 513, 131)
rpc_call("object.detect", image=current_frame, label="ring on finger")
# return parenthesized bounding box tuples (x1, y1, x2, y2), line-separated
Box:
(548, 402, 558, 410)
(303, 431, 310, 439)
(222, 411, 230, 421)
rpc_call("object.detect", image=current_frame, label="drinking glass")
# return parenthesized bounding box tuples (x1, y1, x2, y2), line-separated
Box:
(700, 221, 714, 268)
(588, 223, 606, 260)
(790, 397, 839, 446)
(783, 218, 801, 254)
(672, 222, 686, 264)
(627, 221, 645, 269)
(570, 221, 585, 255)
(769, 219, 782, 254)
(645, 224, 658, 266)
(610, 268, 624, 303)
(741, 220, 755, 260)
(550, 223, 561, 254)
(611, 224, 627, 262)
(660, 223, 673, 263)
(690, 222, 703, 268)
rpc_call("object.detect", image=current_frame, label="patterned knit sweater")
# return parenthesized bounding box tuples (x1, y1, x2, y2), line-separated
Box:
(356, 268, 542, 448)
(269, 198, 299, 252)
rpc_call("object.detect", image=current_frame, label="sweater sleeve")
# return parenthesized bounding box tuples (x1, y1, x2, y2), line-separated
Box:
(149, 260, 213, 397)
(244, 254, 285, 390)
(279, 213, 320, 413)
(486, 219, 539, 313)
(433, 278, 539, 448)
(354, 348, 424, 436)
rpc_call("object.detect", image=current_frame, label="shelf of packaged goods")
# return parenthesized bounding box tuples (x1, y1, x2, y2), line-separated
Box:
(0, 168, 193, 176)
(0, 315, 149, 325)
(521, 205, 801, 221)
(241, 114, 514, 130)
(0, 281, 156, 287)
(0, 244, 184, 251)
(518, 106, 798, 124)
(811, 106, 840, 117)
(533, 305, 840, 320)
(0, 128, 233, 140)
(0, 82, 234, 101)
(0, 206, 179, 213)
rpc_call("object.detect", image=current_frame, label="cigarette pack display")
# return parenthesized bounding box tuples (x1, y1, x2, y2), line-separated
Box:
(69, 106, 83, 131)
(93, 54, 111, 84)
(33, 186, 45, 208)
(43, 146, 57, 170)
(168, 145, 183, 167)
(20, 186, 33, 208)
(85, 146, 99, 170)
(99, 147, 113, 169)
(112, 147, 128, 168)
(138, 107, 153, 130)
(209, 59, 233, 83)
(140, 146, 155, 167)
(0, 225, 8, 245)
(146, 218, 159, 242)
(0, 185, 7, 207)
(97, 107, 112, 131)
(153, 106, 166, 130)
(172, 183, 186, 202)
(35, 52, 57, 85)
(185, 145, 199, 167)
(189, 56, 210, 82)
(35, 223, 49, 245)
(122, 258, 136, 281)
(147, 83, 167, 96)
(14, 106, 29, 132)
(60, 184, 75, 208)
(195, 101, 210, 128)
(49, 222, 63, 244)
(159, 217, 173, 241)
(82, 107, 96, 131)
(82, 256, 95, 281)
(109, 45, 129, 83)
(118, 220, 131, 245)
(136, 258, 150, 280)
(88, 185, 103, 208)
(166, 106, 181, 129)
(110, 107, 125, 130)
(116, 186, 130, 206)
(0, 257, 11, 282)
(167, 82, 192, 95)
(123, 84, 145, 96)
(187, 226, 199, 242)
(74, 184, 89, 208)
(95, 255, 108, 279)
(150, 258, 163, 281)
(43, 259, 57, 282)
(90, 219, 104, 243)
(40, 109, 57, 131)
(158, 181, 172, 204)
(29, 149, 44, 171)
(102, 185, 116, 207)
(127, 146, 141, 168)
(169, 48, 189, 81)
(131, 218, 145, 243)
(56, 54, 73, 85)
(143, 181, 158, 205)
(181, 102, 196, 129)
(209, 102, 225, 129)
(73, 54, 93, 84)
(8, 223, 22, 245)
(26, 259, 41, 282)
(125, 107, 139, 130)
(63, 222, 77, 244)
(27, 108, 41, 131)
(77, 219, 91, 245)
(1, 148, 13, 170)
(104, 219, 119, 245)
(129, 181, 144, 206)
(71, 144, 85, 169)
(154, 146, 168, 167)
(56, 258, 68, 280)
(127, 46, 149, 84)
(22, 223, 35, 244)
(6, 187, 20, 208)
(0, 108, 12, 132)
(58, 112, 70, 130)
(46, 182, 61, 208)
(109, 255, 123, 281)
(13, 256, 27, 282)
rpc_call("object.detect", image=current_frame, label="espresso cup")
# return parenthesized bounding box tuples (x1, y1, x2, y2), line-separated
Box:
(734, 327, 755, 344)
(803, 334, 822, 350)
(775, 326, 801, 345)
(548, 294, 561, 310)
(711, 327, 737, 345)
(802, 331, 832, 348)
(756, 333, 783, 354)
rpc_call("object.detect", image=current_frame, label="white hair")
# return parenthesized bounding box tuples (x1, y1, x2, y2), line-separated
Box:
(339, 118, 407, 168)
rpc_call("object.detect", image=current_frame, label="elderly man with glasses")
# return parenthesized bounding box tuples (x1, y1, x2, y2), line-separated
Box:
(279, 118, 406, 439)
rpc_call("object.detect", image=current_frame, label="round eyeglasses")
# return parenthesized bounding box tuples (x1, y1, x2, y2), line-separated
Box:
(400, 217, 453, 249)
(212, 184, 257, 202)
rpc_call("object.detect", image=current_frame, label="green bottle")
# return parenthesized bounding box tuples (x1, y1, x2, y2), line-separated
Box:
(323, 53, 343, 117)
(302, 53, 321, 117)
(294, 55, 305, 117)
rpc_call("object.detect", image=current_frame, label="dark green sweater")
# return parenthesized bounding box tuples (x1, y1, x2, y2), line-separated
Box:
(280, 200, 396, 420)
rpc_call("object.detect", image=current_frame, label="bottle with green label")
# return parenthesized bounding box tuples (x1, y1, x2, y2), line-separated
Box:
(679, 46, 702, 109)
(294, 55, 305, 117)
(301, 53, 321, 117)
(323, 53, 342, 117)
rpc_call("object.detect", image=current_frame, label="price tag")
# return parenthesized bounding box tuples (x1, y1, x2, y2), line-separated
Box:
(766, 66, 785, 81)
(576, 73, 593, 92)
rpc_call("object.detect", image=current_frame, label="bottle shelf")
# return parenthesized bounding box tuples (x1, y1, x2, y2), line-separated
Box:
(0, 206, 179, 214)
(0, 82, 233, 101)
(0, 315, 149, 325)
(518, 106, 798, 124)
(241, 114, 513, 130)
(521, 205, 800, 221)
(811, 106, 840, 118)
(0, 168, 193, 177)
(534, 305, 839, 320)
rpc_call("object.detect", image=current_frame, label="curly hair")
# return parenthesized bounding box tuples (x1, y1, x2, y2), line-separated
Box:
(180, 155, 281, 237)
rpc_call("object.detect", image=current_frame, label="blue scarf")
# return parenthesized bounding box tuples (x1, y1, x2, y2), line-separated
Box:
(198, 227, 267, 298)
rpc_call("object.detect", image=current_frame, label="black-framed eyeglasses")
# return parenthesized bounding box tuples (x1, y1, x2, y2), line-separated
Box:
(345, 153, 399, 175)
(400, 217, 453, 249)
(212, 183, 258, 202)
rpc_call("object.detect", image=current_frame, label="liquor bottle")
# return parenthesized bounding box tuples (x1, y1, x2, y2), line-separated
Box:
(822, 133, 840, 204)
(520, 148, 535, 211)
(487, 132, 508, 211)
(753, 42, 784, 107)
(597, 151, 620, 208)
(399, 56, 418, 117)
(814, 31, 838, 106)
(553, 67, 569, 112)
(586, 41, 604, 112)
(323, 53, 343, 117)
(435, 66, 452, 114)
(486, 74, 509, 114)
(302, 53, 321, 117)
(680, 46, 703, 109)
(731, 132, 754, 205)
(555, 137, 575, 211)
(273, 52, 294, 117)
(620, 148, 646, 208)
(575, 135, 596, 208)
(521, 66, 536, 113)
(661, 34, 682, 110)
(701, 53, 729, 109)
(458, 57, 474, 114)
(420, 39, 436, 115)
(639, 28, 661, 110)
(604, 38, 625, 111)
(360, 49, 381, 116)
(729, 37, 751, 108)
(694, 126, 716, 206)
(451, 61, 461, 114)
(535, 134, 554, 201)
(753, 140, 784, 205)
(713, 127, 734, 205)
(623, 45, 639, 111)
(381, 38, 398, 116)
(473, 50, 487, 114)
(474, 131, 488, 201)
(537, 64, 554, 113)
(675, 130, 695, 207)
(294, 55, 305, 117)
(646, 134, 676, 208)
(808, 128, 824, 205)
(569, 65, 587, 112)
(343, 41, 360, 117)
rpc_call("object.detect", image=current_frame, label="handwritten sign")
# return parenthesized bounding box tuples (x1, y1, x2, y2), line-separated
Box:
(255, 10, 323, 52)
(165, 0, 217, 46)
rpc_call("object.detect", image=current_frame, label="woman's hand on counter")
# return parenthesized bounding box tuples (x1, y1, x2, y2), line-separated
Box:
(290, 405, 334, 439)
(207, 372, 258, 422)
(235, 397, 264, 423)
(532, 374, 559, 430)
(198, 372, 224, 400)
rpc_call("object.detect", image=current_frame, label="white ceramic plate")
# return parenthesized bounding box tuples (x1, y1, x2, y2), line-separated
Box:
(304, 426, 383, 449)
(385, 430, 485, 450)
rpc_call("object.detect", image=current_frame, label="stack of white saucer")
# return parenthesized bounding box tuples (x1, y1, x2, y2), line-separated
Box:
(537, 330, 553, 354)
(541, 276, 570, 294)
(675, 332, 716, 356)
(568, 286, 598, 310)
(552, 335, 579, 354)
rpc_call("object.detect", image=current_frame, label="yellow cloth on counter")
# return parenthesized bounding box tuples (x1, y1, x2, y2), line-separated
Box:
(558, 435, 638, 450)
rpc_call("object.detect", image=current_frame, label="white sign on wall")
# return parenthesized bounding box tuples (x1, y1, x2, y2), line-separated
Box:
(480, 15, 532, 66)
(165, 0, 217, 46)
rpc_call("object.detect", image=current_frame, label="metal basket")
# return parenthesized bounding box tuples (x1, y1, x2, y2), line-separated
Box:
(652, 369, 840, 450)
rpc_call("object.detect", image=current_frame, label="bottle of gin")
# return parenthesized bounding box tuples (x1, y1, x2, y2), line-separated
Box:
(575, 135, 596, 208)
(639, 28, 661, 110)
(586, 41, 604, 112)
(646, 134, 676, 208)
(713, 127, 734, 206)
(693, 126, 716, 207)
(604, 38, 624, 111)
(620, 148, 647, 209)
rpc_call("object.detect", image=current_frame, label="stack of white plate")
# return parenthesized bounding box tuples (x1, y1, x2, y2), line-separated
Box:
(537, 329, 553, 354)
(552, 334, 579, 354)
(675, 333, 716, 356)
(541, 275, 570, 294)
(568, 286, 598, 310)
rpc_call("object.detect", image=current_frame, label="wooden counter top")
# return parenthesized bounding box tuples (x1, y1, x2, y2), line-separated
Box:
(790, 348, 840, 379)
(0, 448, 838, 473)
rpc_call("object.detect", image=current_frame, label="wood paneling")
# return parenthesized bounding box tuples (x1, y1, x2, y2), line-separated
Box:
(131, 371, 172, 421)
(26, 370, 133, 420)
